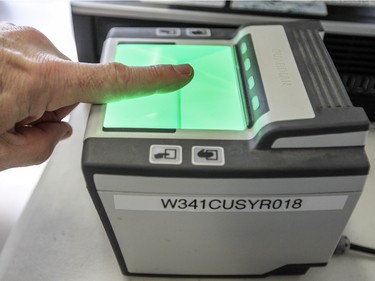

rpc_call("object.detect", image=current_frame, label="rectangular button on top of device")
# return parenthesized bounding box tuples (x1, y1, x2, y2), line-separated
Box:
(150, 145, 182, 165)
(186, 28, 211, 37)
(156, 28, 181, 37)
(192, 146, 225, 166)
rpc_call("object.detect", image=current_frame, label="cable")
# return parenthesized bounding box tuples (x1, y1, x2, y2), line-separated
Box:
(350, 243, 375, 255)
(335, 236, 375, 256)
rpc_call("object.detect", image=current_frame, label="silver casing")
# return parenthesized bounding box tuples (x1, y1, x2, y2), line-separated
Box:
(82, 24, 369, 276)
(95, 175, 365, 275)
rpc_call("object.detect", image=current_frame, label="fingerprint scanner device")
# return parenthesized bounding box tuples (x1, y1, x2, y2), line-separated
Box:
(82, 22, 370, 277)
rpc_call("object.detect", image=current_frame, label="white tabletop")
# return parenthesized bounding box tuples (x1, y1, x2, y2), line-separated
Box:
(0, 1, 374, 280)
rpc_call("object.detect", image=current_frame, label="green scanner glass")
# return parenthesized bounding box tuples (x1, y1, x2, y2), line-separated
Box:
(103, 44, 247, 131)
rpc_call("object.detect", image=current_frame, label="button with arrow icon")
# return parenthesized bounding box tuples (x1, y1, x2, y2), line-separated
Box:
(150, 145, 182, 165)
(192, 146, 225, 166)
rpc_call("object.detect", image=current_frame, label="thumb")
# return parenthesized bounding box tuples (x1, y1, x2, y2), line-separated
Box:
(49, 62, 194, 108)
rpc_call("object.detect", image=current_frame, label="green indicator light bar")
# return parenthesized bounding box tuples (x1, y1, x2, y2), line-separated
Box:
(241, 42, 248, 54)
(251, 96, 260, 111)
(248, 76, 255, 90)
(104, 44, 247, 131)
(244, 58, 251, 71)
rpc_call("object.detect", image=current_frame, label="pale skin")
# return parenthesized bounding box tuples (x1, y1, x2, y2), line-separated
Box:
(0, 23, 194, 171)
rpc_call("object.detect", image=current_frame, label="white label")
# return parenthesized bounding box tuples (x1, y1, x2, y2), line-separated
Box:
(114, 195, 348, 213)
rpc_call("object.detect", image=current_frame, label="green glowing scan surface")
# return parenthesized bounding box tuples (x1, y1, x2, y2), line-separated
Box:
(103, 44, 246, 131)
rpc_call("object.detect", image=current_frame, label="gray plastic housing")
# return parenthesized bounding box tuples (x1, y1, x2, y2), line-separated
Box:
(82, 21, 370, 277)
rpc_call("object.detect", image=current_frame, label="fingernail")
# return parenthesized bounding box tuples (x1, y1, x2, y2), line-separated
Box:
(173, 64, 193, 76)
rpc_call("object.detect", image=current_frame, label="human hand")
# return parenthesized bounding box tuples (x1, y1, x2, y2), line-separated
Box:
(0, 23, 194, 171)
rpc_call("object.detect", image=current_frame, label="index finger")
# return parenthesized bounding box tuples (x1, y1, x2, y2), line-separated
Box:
(46, 61, 194, 110)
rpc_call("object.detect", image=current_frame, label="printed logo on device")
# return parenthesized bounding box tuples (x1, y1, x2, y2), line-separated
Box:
(114, 195, 348, 213)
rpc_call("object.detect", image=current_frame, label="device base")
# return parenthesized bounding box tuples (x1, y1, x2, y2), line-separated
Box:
(120, 263, 327, 278)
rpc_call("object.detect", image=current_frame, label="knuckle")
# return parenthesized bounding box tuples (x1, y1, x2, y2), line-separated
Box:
(27, 58, 65, 112)
(19, 25, 40, 35)
(111, 62, 131, 87)
(1, 49, 59, 120)
(3, 25, 41, 40)
(18, 26, 47, 42)
(22, 63, 47, 116)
